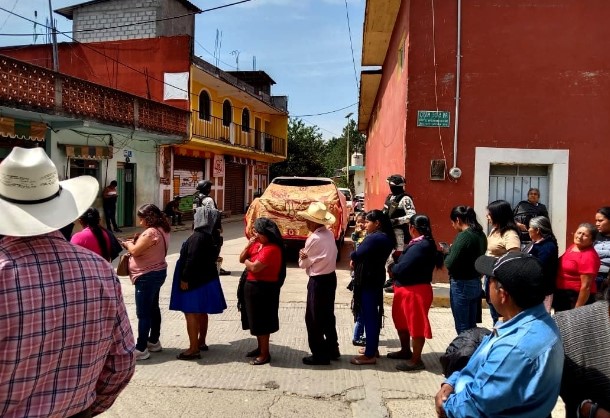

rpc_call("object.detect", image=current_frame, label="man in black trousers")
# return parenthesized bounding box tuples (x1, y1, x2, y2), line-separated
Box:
(297, 202, 340, 365)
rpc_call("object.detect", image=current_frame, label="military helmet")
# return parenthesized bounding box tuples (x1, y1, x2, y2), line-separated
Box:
(196, 180, 213, 193)
(387, 174, 405, 187)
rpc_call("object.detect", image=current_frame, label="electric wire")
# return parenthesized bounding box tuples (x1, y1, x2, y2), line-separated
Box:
(0, 2, 357, 135)
(343, 0, 359, 98)
(0, 0, 254, 36)
(0, 0, 19, 32)
(430, 0, 450, 178)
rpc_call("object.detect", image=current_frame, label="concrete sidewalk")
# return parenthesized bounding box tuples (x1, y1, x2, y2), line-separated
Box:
(101, 223, 564, 417)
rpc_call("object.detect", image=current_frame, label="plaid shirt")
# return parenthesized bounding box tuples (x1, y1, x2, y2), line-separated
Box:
(0, 231, 135, 417)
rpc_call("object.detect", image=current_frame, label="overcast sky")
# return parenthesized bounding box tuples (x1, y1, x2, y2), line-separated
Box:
(0, 0, 364, 139)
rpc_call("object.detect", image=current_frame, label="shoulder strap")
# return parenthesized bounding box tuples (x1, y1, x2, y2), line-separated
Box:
(157, 228, 168, 255)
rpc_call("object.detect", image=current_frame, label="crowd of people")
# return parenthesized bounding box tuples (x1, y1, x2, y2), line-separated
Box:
(1, 146, 609, 417)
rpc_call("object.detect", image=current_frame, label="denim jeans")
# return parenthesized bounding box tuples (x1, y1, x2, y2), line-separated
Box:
(360, 288, 381, 358)
(135, 269, 166, 351)
(353, 313, 365, 342)
(450, 277, 482, 334)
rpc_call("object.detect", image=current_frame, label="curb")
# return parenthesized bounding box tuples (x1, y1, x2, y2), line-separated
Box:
(383, 289, 489, 309)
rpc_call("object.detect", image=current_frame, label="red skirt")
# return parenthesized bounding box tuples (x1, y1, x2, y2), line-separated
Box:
(392, 283, 433, 338)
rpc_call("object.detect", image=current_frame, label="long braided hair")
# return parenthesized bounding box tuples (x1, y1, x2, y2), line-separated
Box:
(79, 208, 111, 261)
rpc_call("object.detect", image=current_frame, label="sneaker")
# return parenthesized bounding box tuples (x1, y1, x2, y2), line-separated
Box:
(352, 338, 366, 347)
(147, 340, 162, 352)
(134, 348, 150, 360)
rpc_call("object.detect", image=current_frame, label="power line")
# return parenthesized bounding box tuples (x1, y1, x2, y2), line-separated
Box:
(291, 102, 357, 118)
(194, 39, 237, 70)
(0, 5, 288, 118)
(0, 0, 19, 32)
(0, 0, 254, 36)
(343, 0, 359, 98)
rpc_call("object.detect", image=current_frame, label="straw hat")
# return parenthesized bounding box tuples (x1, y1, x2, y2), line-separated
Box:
(0, 147, 99, 237)
(297, 201, 336, 225)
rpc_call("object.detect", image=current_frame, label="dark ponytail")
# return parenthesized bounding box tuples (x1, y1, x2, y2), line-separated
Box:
(410, 214, 443, 269)
(450, 205, 483, 233)
(79, 208, 111, 261)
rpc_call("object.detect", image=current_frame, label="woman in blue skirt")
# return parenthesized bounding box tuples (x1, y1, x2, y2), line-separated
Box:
(170, 206, 227, 360)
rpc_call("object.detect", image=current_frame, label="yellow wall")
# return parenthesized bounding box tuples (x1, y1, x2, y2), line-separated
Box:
(189, 65, 288, 145)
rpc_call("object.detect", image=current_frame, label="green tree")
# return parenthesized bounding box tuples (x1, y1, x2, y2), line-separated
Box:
(322, 119, 366, 189)
(270, 118, 327, 179)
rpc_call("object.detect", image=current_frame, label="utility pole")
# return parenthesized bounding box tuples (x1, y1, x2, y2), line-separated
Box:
(345, 112, 353, 189)
(48, 0, 59, 71)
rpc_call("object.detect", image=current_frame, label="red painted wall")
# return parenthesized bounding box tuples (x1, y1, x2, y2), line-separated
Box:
(365, 0, 409, 210)
(0, 36, 192, 110)
(365, 0, 610, 247)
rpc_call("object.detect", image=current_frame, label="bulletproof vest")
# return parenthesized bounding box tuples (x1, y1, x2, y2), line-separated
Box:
(383, 193, 407, 219)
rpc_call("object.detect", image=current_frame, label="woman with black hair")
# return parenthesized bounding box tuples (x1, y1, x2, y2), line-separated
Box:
(71, 207, 112, 261)
(170, 205, 227, 360)
(349, 210, 396, 365)
(121, 203, 171, 361)
(445, 206, 487, 334)
(239, 217, 287, 366)
(485, 200, 520, 323)
(389, 214, 443, 372)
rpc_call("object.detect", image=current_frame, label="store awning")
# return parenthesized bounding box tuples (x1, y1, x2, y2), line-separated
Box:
(0, 117, 47, 141)
(174, 147, 212, 159)
(65, 145, 113, 160)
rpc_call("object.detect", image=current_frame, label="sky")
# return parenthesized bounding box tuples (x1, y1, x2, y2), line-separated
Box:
(0, 0, 364, 139)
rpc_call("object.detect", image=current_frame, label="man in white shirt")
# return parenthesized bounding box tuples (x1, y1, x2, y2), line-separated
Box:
(298, 202, 339, 365)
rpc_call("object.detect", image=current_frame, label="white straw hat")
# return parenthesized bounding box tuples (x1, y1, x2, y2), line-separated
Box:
(297, 201, 336, 225)
(0, 147, 99, 237)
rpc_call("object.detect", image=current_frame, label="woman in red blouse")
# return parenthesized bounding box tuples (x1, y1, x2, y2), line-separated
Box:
(239, 218, 286, 365)
(553, 223, 601, 311)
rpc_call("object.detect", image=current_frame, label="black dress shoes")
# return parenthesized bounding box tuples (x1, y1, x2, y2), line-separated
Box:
(302, 355, 330, 366)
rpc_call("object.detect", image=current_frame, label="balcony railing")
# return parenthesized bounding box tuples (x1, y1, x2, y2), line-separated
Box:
(0, 54, 189, 137)
(192, 112, 286, 158)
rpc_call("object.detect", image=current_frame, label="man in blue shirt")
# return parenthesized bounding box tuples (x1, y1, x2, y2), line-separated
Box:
(435, 252, 564, 418)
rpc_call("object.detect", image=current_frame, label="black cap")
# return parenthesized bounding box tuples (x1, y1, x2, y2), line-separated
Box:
(196, 180, 213, 193)
(475, 252, 546, 309)
(387, 174, 405, 187)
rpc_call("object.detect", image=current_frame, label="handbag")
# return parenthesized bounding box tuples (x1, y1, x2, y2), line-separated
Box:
(107, 229, 124, 261)
(116, 253, 131, 276)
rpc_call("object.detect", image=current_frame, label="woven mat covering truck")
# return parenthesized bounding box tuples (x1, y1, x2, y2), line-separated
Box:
(245, 177, 348, 255)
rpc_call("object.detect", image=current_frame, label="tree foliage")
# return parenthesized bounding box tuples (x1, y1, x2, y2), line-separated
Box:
(270, 119, 327, 179)
(270, 117, 366, 188)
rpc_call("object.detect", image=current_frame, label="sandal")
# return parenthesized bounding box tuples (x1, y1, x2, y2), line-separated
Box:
(177, 351, 201, 360)
(387, 350, 413, 360)
(199, 344, 209, 352)
(358, 347, 380, 357)
(246, 348, 261, 358)
(396, 360, 425, 372)
(350, 355, 377, 365)
(250, 355, 271, 366)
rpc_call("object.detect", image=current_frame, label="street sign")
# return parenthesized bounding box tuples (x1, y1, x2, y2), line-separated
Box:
(123, 150, 132, 158)
(417, 110, 450, 127)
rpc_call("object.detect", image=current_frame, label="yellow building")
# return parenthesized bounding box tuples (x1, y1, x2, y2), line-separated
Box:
(163, 57, 288, 216)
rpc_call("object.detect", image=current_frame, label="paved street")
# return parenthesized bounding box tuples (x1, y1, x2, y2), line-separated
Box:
(103, 220, 565, 417)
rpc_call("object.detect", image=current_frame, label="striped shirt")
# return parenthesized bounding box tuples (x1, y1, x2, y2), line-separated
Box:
(554, 301, 610, 417)
(0, 232, 135, 417)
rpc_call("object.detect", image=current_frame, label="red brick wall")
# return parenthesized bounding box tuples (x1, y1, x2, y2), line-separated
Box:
(365, 0, 610, 246)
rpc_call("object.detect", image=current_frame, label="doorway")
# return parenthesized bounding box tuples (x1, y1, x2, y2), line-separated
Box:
(116, 162, 136, 227)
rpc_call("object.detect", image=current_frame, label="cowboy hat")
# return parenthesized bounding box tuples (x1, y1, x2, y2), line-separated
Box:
(297, 201, 336, 225)
(0, 147, 99, 237)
